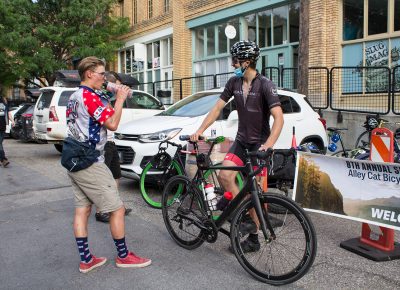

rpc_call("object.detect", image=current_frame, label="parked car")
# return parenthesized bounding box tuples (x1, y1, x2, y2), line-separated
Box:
(114, 88, 328, 180)
(33, 86, 165, 152)
(19, 105, 36, 142)
(8, 103, 35, 139)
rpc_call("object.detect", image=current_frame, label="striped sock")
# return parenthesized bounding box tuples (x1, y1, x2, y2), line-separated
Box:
(76, 237, 93, 263)
(114, 237, 128, 258)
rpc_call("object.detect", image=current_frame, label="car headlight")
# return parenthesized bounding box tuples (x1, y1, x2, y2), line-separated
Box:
(139, 128, 182, 143)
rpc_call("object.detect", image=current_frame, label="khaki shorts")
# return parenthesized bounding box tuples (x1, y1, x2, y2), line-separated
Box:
(68, 162, 123, 213)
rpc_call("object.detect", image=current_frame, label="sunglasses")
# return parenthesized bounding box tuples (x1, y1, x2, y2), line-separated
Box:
(92, 71, 106, 76)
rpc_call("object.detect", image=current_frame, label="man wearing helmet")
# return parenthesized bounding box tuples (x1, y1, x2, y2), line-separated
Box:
(190, 40, 284, 252)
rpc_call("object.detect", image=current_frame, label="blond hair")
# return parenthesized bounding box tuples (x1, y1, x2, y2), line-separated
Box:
(78, 57, 105, 80)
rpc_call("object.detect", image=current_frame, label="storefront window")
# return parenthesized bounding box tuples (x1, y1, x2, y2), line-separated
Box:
(244, 14, 257, 42)
(395, 0, 400, 31)
(195, 29, 204, 59)
(169, 38, 173, 65)
(289, 3, 299, 43)
(368, 0, 388, 35)
(227, 18, 240, 45)
(207, 27, 215, 56)
(147, 44, 152, 69)
(258, 10, 272, 47)
(218, 24, 228, 54)
(273, 6, 288, 45)
(126, 49, 132, 73)
(343, 0, 363, 41)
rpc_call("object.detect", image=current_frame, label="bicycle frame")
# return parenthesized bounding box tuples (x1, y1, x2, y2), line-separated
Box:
(191, 147, 276, 242)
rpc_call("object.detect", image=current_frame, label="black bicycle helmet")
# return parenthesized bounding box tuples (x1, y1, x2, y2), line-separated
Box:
(230, 40, 260, 61)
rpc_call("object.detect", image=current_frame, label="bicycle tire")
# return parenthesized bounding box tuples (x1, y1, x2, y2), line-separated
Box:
(162, 175, 206, 249)
(354, 130, 369, 149)
(140, 159, 184, 208)
(230, 194, 317, 285)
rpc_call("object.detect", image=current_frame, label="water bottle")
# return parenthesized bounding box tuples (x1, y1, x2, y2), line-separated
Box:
(204, 183, 218, 210)
(103, 81, 134, 98)
(216, 191, 233, 210)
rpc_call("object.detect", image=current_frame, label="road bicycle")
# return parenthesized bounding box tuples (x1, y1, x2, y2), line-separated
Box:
(139, 136, 243, 208)
(161, 136, 317, 285)
(354, 115, 389, 148)
(328, 127, 369, 159)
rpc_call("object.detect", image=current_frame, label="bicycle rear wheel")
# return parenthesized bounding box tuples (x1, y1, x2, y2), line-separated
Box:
(230, 194, 317, 285)
(162, 175, 206, 249)
(355, 131, 370, 148)
(140, 159, 184, 208)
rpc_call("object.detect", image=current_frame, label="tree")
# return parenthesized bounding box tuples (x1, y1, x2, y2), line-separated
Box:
(0, 0, 129, 89)
(298, 0, 309, 96)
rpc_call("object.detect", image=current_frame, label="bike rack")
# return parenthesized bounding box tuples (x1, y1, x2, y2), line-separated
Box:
(340, 127, 400, 261)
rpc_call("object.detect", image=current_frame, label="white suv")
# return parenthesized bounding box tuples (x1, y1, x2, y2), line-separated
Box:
(114, 88, 328, 180)
(34, 86, 165, 152)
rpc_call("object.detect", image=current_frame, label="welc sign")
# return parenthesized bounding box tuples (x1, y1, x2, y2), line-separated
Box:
(292, 152, 400, 231)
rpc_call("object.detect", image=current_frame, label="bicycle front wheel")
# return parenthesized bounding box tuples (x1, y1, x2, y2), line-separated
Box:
(162, 175, 206, 250)
(140, 159, 184, 208)
(230, 194, 317, 285)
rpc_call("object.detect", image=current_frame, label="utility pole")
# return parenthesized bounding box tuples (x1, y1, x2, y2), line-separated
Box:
(298, 0, 309, 95)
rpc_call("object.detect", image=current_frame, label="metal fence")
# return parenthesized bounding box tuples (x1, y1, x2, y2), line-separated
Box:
(330, 66, 391, 114)
(393, 66, 400, 115)
(133, 65, 399, 114)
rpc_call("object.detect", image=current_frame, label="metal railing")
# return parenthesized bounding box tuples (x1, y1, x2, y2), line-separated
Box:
(132, 65, 400, 115)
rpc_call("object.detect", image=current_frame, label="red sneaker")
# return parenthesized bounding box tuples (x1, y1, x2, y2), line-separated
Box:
(79, 256, 107, 273)
(115, 252, 151, 268)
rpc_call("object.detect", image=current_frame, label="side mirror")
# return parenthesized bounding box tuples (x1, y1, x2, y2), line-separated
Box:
(226, 110, 238, 127)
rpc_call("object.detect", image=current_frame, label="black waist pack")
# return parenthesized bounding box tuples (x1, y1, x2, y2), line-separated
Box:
(61, 137, 100, 172)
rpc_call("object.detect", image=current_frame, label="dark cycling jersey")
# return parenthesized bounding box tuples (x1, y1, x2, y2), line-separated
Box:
(220, 74, 280, 144)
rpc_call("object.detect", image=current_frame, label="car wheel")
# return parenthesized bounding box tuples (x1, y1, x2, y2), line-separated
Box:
(54, 144, 63, 153)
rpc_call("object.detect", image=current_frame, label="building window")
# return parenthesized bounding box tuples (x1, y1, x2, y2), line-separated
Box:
(133, 0, 137, 24)
(164, 0, 170, 13)
(289, 2, 300, 43)
(368, 0, 388, 35)
(396, 0, 400, 31)
(148, 0, 153, 19)
(342, 0, 400, 41)
(273, 6, 288, 45)
(206, 27, 215, 56)
(343, 0, 364, 40)
(258, 10, 272, 47)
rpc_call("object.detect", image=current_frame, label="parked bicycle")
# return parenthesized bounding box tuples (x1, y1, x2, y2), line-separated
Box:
(139, 136, 243, 208)
(161, 136, 317, 285)
(354, 115, 389, 148)
(327, 127, 369, 159)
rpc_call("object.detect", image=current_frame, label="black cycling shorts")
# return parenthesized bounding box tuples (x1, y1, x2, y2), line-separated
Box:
(224, 140, 261, 166)
(104, 141, 122, 179)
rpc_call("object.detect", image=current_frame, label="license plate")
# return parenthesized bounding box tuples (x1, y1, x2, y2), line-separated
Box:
(118, 152, 124, 163)
(38, 116, 42, 123)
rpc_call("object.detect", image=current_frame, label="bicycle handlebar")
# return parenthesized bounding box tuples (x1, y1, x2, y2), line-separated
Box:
(179, 135, 205, 141)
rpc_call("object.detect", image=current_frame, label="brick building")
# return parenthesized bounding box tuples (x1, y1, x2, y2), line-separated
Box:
(112, 0, 400, 105)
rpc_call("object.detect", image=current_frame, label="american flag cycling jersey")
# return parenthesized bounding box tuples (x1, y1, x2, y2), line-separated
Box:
(66, 86, 115, 162)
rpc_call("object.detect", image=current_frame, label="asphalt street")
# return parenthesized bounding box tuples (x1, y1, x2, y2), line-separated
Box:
(1, 139, 400, 289)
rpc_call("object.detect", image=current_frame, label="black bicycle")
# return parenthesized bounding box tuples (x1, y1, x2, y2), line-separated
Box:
(161, 136, 317, 285)
(140, 136, 243, 208)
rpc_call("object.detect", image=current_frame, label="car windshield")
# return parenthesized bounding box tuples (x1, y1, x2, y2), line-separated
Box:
(158, 92, 221, 117)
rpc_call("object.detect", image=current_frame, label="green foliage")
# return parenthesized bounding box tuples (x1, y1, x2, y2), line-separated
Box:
(0, 0, 129, 88)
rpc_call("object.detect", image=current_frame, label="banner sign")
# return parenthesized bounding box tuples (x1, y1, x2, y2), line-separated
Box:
(293, 152, 400, 231)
